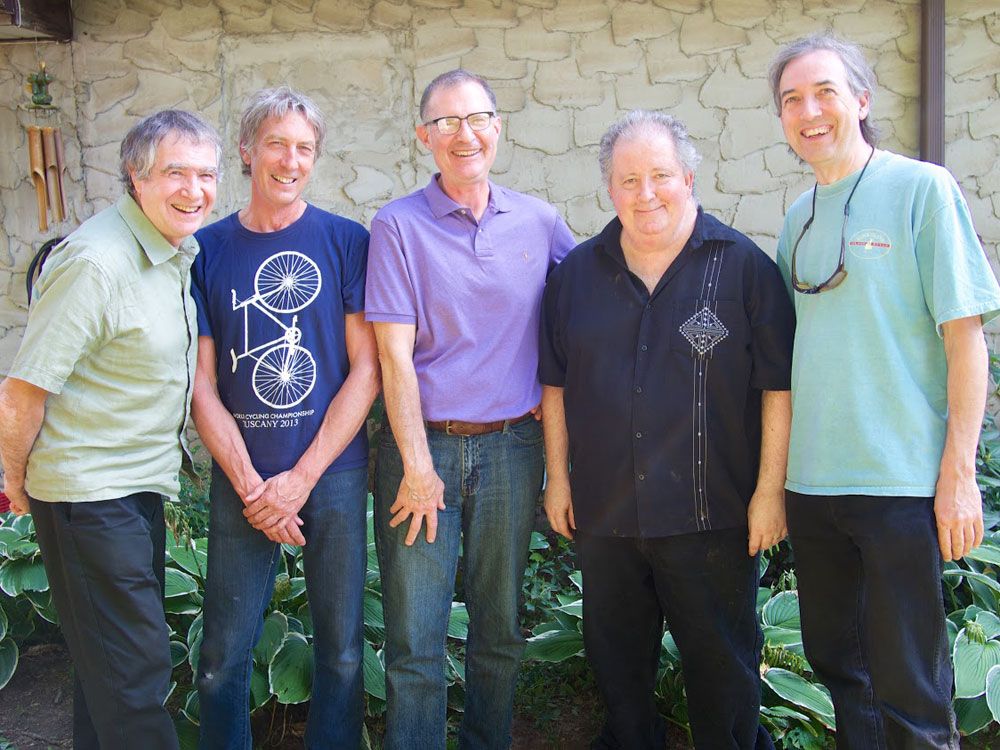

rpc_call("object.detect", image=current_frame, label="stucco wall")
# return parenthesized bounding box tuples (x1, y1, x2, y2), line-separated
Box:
(1, 0, 998, 371)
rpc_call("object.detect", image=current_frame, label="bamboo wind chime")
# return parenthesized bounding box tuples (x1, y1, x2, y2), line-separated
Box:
(25, 62, 67, 232)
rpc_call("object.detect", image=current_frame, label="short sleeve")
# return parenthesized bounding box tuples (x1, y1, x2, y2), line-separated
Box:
(341, 224, 370, 315)
(549, 214, 576, 269)
(914, 173, 1000, 333)
(538, 265, 568, 387)
(190, 244, 213, 338)
(365, 213, 418, 324)
(9, 255, 112, 394)
(746, 249, 795, 392)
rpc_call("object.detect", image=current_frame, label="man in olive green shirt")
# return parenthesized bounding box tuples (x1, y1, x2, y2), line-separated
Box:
(0, 110, 220, 750)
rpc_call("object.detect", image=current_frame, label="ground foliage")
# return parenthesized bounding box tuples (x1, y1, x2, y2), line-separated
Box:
(4, 364, 1000, 747)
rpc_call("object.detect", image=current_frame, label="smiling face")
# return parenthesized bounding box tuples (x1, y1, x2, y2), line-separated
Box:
(778, 49, 871, 184)
(131, 132, 218, 247)
(608, 129, 697, 252)
(241, 111, 317, 211)
(416, 80, 501, 196)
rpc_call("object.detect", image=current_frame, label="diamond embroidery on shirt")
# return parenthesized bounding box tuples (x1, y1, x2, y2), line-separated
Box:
(679, 306, 728, 355)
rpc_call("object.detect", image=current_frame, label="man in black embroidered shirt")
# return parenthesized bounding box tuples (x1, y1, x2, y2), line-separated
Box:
(539, 110, 794, 749)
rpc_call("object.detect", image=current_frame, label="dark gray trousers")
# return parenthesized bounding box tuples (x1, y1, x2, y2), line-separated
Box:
(30, 492, 178, 750)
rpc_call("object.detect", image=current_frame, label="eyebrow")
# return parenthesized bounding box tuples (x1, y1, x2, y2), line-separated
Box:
(780, 79, 837, 100)
(163, 163, 219, 174)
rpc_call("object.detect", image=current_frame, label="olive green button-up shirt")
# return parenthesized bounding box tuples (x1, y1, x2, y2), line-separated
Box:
(10, 196, 199, 503)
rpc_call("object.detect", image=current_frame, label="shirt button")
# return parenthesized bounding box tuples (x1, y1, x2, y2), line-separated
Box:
(635, 386, 642, 394)
(640, 344, 647, 352)
(638, 473, 645, 481)
(635, 431, 642, 439)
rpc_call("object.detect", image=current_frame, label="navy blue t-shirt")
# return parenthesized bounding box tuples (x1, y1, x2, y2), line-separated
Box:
(192, 205, 370, 478)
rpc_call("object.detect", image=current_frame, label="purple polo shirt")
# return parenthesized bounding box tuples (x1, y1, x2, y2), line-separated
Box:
(366, 175, 575, 422)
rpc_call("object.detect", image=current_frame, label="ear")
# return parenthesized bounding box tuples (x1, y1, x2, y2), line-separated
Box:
(129, 171, 143, 201)
(857, 89, 871, 121)
(416, 124, 431, 150)
(239, 142, 252, 168)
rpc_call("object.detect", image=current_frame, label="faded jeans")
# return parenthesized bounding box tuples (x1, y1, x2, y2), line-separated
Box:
(374, 418, 544, 750)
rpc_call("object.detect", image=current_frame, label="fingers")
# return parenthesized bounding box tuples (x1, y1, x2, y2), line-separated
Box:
(938, 518, 984, 562)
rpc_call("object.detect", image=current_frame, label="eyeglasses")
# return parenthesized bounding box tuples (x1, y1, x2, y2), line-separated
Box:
(423, 111, 495, 136)
(790, 146, 875, 295)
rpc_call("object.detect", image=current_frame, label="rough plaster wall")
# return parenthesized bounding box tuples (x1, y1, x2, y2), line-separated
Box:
(0, 0, 998, 374)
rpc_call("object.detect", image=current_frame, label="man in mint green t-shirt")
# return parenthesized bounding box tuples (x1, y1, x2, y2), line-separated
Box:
(769, 34, 1000, 747)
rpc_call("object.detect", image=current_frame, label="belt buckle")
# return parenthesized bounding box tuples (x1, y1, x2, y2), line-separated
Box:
(445, 420, 455, 436)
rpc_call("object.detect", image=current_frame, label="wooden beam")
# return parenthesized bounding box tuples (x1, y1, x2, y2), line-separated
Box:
(920, 0, 945, 166)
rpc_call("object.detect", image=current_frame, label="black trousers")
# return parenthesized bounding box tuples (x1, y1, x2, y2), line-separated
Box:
(30, 493, 179, 750)
(787, 493, 958, 749)
(577, 528, 773, 750)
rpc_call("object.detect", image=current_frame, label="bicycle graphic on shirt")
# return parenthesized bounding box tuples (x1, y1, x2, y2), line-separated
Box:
(230, 251, 322, 410)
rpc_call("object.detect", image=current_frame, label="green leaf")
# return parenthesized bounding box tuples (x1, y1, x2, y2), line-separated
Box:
(761, 591, 800, 630)
(11, 514, 33, 536)
(182, 688, 200, 725)
(174, 713, 200, 750)
(254, 611, 288, 666)
(986, 664, 1000, 723)
(166, 545, 208, 578)
(363, 591, 385, 630)
(250, 665, 271, 711)
(446, 651, 465, 684)
(555, 598, 583, 619)
(524, 629, 585, 662)
(269, 632, 313, 704)
(975, 611, 1000, 641)
(955, 695, 993, 735)
(25, 590, 58, 624)
(0, 605, 7, 640)
(164, 568, 198, 598)
(170, 639, 188, 669)
(965, 543, 1000, 567)
(528, 532, 548, 551)
(763, 625, 803, 649)
(760, 704, 813, 724)
(362, 642, 386, 700)
(163, 595, 201, 616)
(661, 630, 681, 662)
(0, 556, 49, 596)
(943, 568, 1000, 595)
(569, 570, 583, 593)
(762, 668, 835, 729)
(1, 539, 39, 558)
(187, 613, 203, 674)
(447, 603, 469, 640)
(0, 637, 18, 690)
(954, 628, 1000, 698)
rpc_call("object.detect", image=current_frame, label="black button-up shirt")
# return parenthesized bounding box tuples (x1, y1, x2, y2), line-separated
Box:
(540, 210, 794, 537)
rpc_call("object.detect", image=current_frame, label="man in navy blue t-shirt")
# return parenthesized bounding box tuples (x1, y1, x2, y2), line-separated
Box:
(190, 87, 379, 750)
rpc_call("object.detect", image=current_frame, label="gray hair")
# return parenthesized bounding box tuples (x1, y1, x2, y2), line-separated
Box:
(419, 69, 497, 122)
(120, 110, 222, 200)
(238, 86, 326, 176)
(598, 110, 702, 186)
(768, 33, 881, 147)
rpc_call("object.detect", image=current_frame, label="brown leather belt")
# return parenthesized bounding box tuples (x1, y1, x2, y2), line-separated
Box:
(426, 412, 532, 436)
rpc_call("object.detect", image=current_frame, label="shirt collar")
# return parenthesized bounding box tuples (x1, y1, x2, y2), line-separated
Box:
(597, 206, 735, 267)
(115, 195, 199, 265)
(422, 173, 511, 219)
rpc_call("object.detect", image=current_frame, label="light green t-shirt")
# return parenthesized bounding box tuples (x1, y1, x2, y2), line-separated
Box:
(776, 151, 1000, 496)
(9, 196, 199, 503)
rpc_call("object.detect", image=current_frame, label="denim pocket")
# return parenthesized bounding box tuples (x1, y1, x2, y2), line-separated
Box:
(507, 416, 542, 447)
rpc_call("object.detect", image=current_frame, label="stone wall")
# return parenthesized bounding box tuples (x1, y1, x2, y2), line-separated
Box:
(1, 0, 998, 371)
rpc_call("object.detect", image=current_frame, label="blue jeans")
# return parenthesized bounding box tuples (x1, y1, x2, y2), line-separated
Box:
(374, 418, 544, 750)
(786, 493, 958, 749)
(30, 493, 178, 750)
(197, 464, 367, 750)
(577, 528, 773, 750)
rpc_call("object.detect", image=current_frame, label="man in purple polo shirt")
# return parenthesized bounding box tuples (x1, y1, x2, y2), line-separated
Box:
(365, 69, 575, 750)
